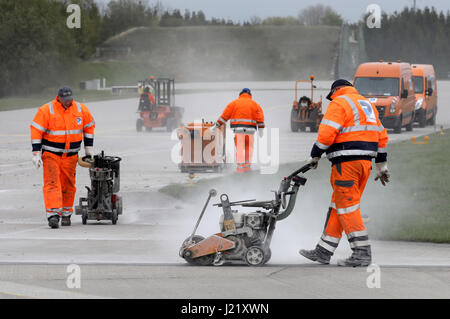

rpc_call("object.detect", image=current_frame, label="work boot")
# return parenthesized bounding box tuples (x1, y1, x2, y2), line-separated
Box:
(48, 216, 60, 229)
(337, 246, 372, 267)
(299, 246, 331, 264)
(61, 216, 71, 226)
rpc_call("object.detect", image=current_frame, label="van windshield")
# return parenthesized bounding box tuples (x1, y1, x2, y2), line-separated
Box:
(354, 77, 399, 97)
(413, 76, 424, 93)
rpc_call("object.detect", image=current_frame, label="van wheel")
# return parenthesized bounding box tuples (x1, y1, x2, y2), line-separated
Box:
(428, 108, 437, 125)
(418, 110, 426, 128)
(393, 116, 402, 134)
(136, 119, 143, 132)
(406, 115, 413, 132)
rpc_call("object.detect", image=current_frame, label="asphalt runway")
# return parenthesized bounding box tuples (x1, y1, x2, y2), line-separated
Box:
(0, 81, 449, 298)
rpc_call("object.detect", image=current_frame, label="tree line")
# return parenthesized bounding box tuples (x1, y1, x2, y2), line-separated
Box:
(364, 7, 450, 78)
(0, 0, 343, 98)
(1, 1, 449, 98)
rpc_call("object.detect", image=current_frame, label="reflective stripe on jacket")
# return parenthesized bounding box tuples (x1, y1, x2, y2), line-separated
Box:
(217, 93, 265, 129)
(30, 98, 95, 156)
(311, 86, 388, 164)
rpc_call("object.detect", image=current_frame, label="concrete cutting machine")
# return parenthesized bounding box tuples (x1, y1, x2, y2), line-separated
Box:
(75, 151, 122, 225)
(177, 120, 226, 173)
(291, 75, 323, 133)
(136, 78, 184, 132)
(179, 163, 313, 266)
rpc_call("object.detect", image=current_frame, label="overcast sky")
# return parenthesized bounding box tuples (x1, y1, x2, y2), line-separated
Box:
(95, 0, 450, 23)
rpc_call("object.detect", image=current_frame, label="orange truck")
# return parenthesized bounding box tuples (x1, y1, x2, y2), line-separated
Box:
(412, 64, 438, 127)
(353, 61, 416, 133)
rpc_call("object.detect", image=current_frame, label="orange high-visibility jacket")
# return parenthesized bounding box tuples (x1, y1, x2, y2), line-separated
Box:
(311, 86, 388, 164)
(30, 98, 95, 156)
(217, 93, 265, 130)
(140, 92, 156, 104)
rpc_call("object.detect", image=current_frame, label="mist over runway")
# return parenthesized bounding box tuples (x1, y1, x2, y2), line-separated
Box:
(0, 81, 449, 298)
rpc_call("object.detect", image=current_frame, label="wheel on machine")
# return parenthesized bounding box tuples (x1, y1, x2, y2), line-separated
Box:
(111, 209, 118, 225)
(116, 196, 123, 215)
(244, 246, 266, 267)
(181, 235, 214, 266)
(145, 126, 153, 132)
(136, 119, 143, 132)
(82, 210, 87, 225)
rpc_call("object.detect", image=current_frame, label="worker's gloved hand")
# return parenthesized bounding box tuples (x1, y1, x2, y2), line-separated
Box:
(307, 157, 320, 169)
(258, 127, 264, 138)
(83, 146, 94, 163)
(208, 125, 217, 135)
(374, 162, 390, 186)
(32, 151, 42, 169)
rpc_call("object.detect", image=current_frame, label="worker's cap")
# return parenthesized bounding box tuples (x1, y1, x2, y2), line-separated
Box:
(239, 88, 252, 96)
(58, 86, 73, 102)
(326, 79, 352, 101)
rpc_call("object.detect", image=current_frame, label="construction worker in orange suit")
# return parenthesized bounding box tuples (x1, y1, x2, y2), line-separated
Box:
(30, 86, 95, 229)
(299, 79, 390, 267)
(138, 86, 156, 111)
(211, 88, 265, 173)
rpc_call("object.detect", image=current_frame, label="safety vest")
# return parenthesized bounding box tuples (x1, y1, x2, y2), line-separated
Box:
(30, 98, 95, 156)
(216, 93, 265, 131)
(311, 86, 388, 164)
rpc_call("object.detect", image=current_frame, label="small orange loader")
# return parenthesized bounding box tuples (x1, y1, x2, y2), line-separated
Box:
(290, 75, 323, 133)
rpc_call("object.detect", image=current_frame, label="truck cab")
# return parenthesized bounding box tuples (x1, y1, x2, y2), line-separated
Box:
(353, 61, 416, 133)
(412, 64, 437, 127)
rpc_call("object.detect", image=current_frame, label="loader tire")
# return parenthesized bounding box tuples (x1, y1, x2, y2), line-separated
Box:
(136, 119, 143, 132)
(290, 109, 299, 132)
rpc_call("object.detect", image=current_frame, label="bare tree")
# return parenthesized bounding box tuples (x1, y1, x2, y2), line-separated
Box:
(249, 16, 262, 25)
(298, 4, 342, 26)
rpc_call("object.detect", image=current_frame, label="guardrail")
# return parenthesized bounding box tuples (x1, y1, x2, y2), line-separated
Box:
(111, 86, 138, 95)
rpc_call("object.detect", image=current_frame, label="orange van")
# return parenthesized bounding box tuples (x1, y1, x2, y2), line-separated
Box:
(353, 62, 416, 133)
(412, 64, 437, 127)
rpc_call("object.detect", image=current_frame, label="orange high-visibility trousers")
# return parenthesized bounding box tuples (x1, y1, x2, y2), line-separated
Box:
(42, 152, 78, 218)
(234, 133, 254, 173)
(317, 160, 371, 254)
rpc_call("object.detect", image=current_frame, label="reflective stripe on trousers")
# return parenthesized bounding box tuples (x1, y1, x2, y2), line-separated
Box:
(46, 208, 61, 217)
(62, 207, 74, 217)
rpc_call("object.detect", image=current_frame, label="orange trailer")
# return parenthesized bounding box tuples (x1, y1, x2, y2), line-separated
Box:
(177, 120, 226, 173)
